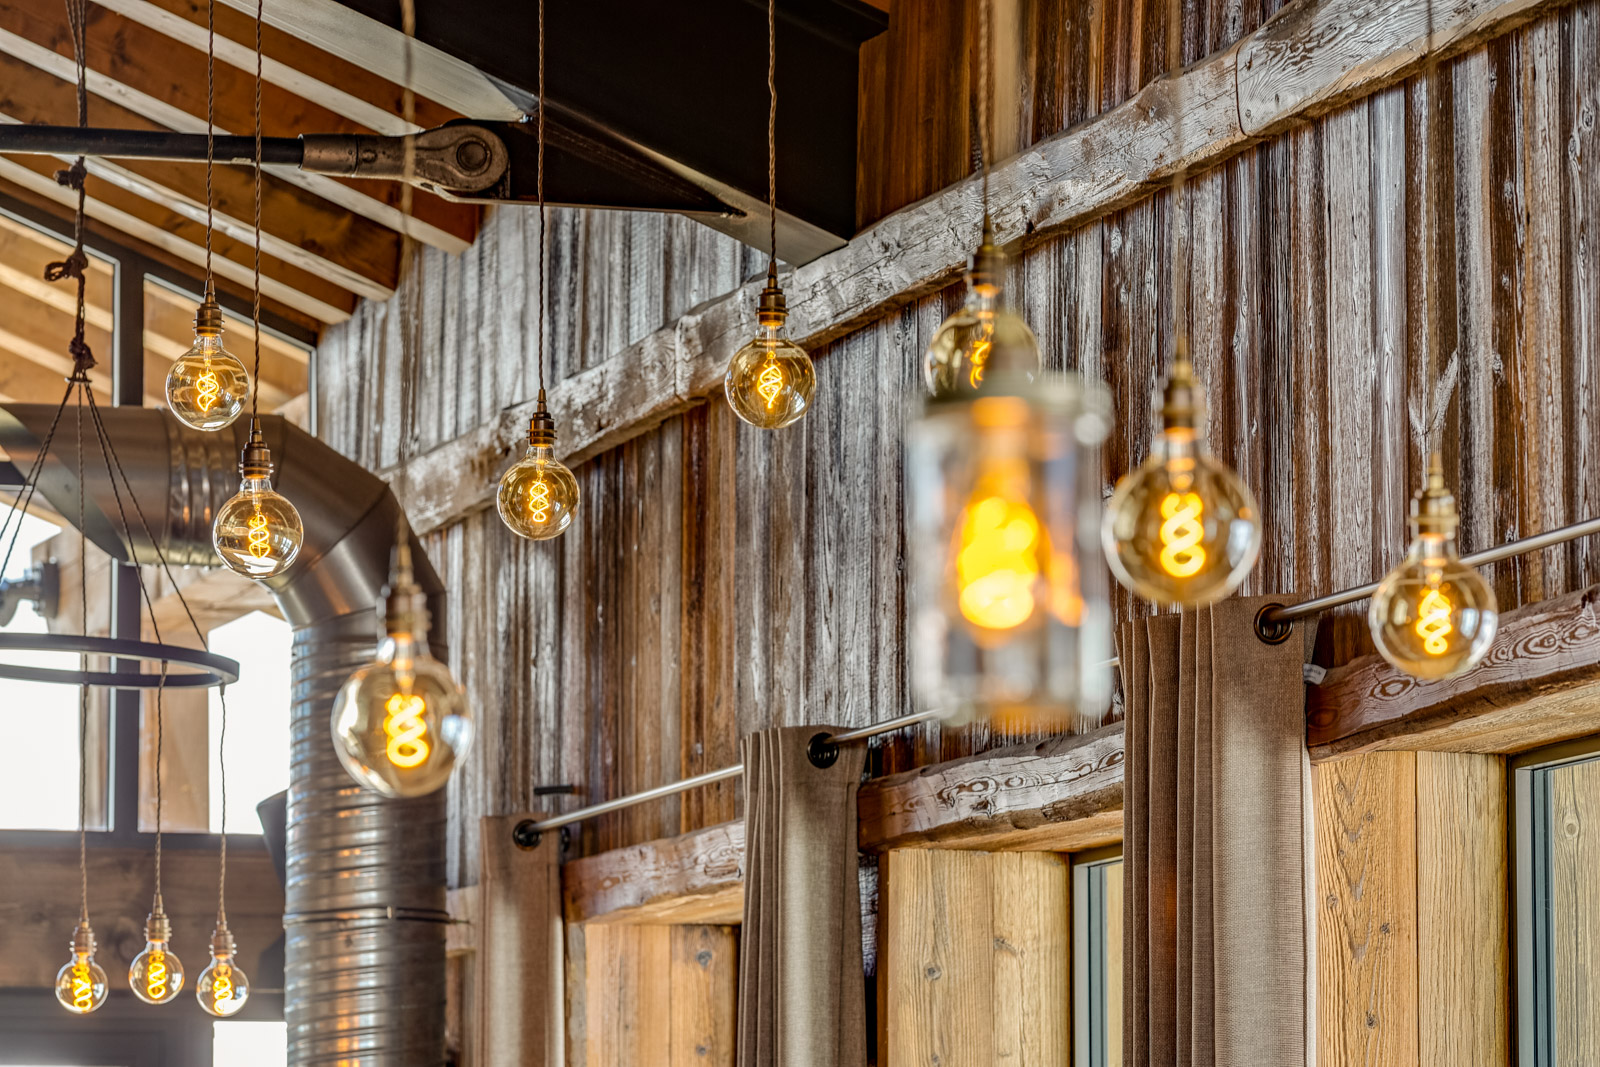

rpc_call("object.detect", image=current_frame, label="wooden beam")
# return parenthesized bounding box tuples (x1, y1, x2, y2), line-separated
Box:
(380, 0, 1571, 534)
(0, 0, 477, 254)
(857, 723, 1125, 852)
(1308, 583, 1600, 760)
(0, 47, 400, 299)
(561, 820, 745, 926)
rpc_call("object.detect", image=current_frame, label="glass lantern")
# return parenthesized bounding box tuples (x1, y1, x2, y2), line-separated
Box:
(906, 372, 1114, 731)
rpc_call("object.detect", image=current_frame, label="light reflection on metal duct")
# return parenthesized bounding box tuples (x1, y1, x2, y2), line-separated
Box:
(0, 407, 448, 1066)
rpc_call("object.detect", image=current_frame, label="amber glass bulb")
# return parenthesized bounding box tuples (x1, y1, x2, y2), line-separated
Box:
(498, 444, 580, 541)
(54, 922, 108, 1014)
(214, 474, 303, 578)
(1368, 458, 1498, 679)
(166, 294, 247, 431)
(194, 923, 250, 1017)
(924, 288, 1041, 400)
(725, 324, 814, 429)
(128, 908, 184, 1005)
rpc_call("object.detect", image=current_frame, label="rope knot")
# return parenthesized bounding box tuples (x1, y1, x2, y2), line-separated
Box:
(54, 158, 87, 192)
(43, 248, 89, 284)
(68, 336, 95, 375)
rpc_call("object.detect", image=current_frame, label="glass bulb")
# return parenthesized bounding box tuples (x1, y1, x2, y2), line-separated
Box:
(54, 923, 108, 1014)
(1368, 458, 1498, 679)
(725, 324, 815, 429)
(333, 631, 473, 797)
(166, 331, 248, 431)
(128, 908, 184, 1005)
(1103, 426, 1261, 607)
(214, 473, 303, 579)
(924, 287, 1041, 399)
(497, 444, 580, 540)
(194, 924, 250, 1017)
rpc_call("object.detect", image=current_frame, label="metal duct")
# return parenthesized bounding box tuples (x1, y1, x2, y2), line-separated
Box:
(0, 407, 449, 1066)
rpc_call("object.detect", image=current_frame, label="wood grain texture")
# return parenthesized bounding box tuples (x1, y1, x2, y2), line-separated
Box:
(1313, 752, 1420, 1067)
(1549, 756, 1600, 1065)
(581, 924, 737, 1067)
(1415, 752, 1508, 1067)
(1309, 584, 1600, 759)
(476, 814, 563, 1067)
(562, 822, 746, 926)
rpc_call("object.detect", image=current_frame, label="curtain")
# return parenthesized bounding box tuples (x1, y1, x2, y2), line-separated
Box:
(1120, 596, 1316, 1067)
(737, 725, 869, 1067)
(476, 813, 563, 1067)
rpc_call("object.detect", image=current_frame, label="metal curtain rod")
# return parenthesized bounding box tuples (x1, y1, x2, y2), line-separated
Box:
(517, 514, 1600, 840)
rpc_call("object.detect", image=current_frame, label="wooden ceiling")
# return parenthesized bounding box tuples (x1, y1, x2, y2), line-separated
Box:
(0, 0, 491, 414)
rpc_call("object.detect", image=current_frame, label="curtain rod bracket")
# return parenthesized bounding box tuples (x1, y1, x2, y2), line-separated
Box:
(1255, 603, 1295, 645)
(807, 732, 841, 769)
(511, 819, 542, 851)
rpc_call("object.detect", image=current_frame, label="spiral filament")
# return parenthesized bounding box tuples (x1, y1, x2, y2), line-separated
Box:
(71, 961, 94, 1012)
(246, 510, 271, 559)
(211, 963, 233, 1012)
(956, 492, 1043, 631)
(967, 337, 993, 390)
(1415, 587, 1454, 655)
(195, 363, 221, 413)
(1158, 492, 1206, 578)
(528, 478, 551, 524)
(146, 951, 167, 1001)
(384, 692, 430, 769)
(757, 358, 784, 410)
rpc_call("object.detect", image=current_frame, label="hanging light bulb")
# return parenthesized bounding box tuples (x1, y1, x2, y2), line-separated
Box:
(496, 391, 580, 540)
(54, 919, 108, 1014)
(128, 900, 184, 1005)
(1368, 454, 1498, 679)
(213, 423, 303, 578)
(1102, 349, 1261, 606)
(333, 534, 473, 797)
(165, 284, 248, 431)
(924, 218, 1041, 400)
(725, 264, 815, 429)
(194, 918, 250, 1017)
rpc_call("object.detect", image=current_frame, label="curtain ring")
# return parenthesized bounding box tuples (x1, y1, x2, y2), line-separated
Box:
(807, 732, 840, 769)
(511, 819, 542, 851)
(1254, 603, 1294, 645)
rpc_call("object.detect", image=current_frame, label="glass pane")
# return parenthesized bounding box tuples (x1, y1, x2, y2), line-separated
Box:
(214, 1020, 288, 1066)
(1074, 855, 1124, 1067)
(209, 611, 291, 834)
(0, 210, 114, 405)
(0, 513, 107, 831)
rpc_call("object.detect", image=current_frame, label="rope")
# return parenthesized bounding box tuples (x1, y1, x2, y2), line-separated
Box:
(76, 377, 89, 924)
(250, 0, 263, 425)
(205, 0, 215, 286)
(768, 0, 777, 265)
(977, 0, 990, 210)
(0, 379, 74, 579)
(45, 0, 95, 376)
(537, 0, 546, 395)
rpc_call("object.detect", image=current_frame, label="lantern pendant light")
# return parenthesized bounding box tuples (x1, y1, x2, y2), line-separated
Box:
(498, 0, 580, 539)
(1367, 453, 1498, 679)
(724, 0, 815, 429)
(213, 16, 303, 579)
(166, 8, 248, 430)
(922, 0, 1041, 401)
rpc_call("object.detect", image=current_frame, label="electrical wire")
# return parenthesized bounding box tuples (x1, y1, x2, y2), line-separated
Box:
(768, 0, 777, 266)
(250, 0, 263, 427)
(205, 0, 215, 288)
(537, 0, 547, 396)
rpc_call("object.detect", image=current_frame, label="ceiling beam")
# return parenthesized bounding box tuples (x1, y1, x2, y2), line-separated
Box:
(0, 0, 477, 253)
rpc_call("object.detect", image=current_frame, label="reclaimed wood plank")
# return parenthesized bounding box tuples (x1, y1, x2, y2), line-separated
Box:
(562, 821, 746, 926)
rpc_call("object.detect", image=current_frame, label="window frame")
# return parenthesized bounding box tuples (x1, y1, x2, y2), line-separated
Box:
(1072, 843, 1123, 1067)
(0, 191, 312, 855)
(1510, 732, 1600, 1067)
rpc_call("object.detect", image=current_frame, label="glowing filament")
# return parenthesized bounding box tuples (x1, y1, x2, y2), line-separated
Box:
(246, 511, 271, 559)
(528, 478, 551, 524)
(71, 961, 93, 1012)
(757, 358, 784, 410)
(384, 692, 430, 769)
(146, 951, 167, 1001)
(1158, 492, 1206, 578)
(956, 493, 1043, 631)
(212, 963, 233, 1011)
(967, 337, 993, 390)
(195, 363, 221, 414)
(1416, 588, 1454, 655)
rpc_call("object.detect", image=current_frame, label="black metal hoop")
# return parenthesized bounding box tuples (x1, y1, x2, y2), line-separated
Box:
(0, 633, 239, 689)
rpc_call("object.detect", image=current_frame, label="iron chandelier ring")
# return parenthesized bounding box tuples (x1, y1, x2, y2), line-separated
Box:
(0, 633, 240, 689)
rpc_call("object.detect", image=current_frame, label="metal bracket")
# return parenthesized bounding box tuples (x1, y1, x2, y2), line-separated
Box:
(299, 123, 509, 194)
(0, 560, 58, 627)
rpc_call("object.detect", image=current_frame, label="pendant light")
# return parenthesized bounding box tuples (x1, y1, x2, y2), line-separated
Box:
(723, 0, 815, 429)
(165, 2, 248, 430)
(1101, 12, 1260, 607)
(497, 0, 580, 540)
(213, 15, 303, 579)
(922, 3, 1040, 400)
(195, 689, 250, 1015)
(129, 668, 185, 1005)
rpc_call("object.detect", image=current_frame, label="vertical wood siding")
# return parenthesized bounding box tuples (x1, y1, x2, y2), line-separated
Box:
(316, 1, 1600, 882)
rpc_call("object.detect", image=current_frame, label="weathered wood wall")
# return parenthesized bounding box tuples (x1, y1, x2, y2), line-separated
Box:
(314, 0, 1600, 884)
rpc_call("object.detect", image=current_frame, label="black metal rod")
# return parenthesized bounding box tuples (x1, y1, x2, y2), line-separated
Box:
(0, 124, 304, 167)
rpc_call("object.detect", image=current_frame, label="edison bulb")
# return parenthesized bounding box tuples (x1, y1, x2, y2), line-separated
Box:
(333, 539, 473, 797)
(54, 922, 108, 1014)
(924, 297, 1040, 399)
(725, 264, 814, 429)
(194, 924, 250, 1017)
(128, 908, 183, 1005)
(1103, 360, 1260, 606)
(166, 291, 247, 431)
(213, 426, 302, 579)
(497, 445, 580, 541)
(1368, 456, 1498, 679)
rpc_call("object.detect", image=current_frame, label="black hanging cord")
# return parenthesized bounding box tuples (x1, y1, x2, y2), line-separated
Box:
(537, 0, 547, 396)
(205, 0, 216, 288)
(767, 0, 777, 266)
(977, 0, 991, 211)
(250, 0, 264, 426)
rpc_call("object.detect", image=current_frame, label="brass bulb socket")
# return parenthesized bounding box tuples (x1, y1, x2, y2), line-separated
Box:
(1160, 357, 1203, 431)
(238, 426, 274, 479)
(1411, 455, 1460, 536)
(70, 919, 97, 957)
(527, 389, 558, 448)
(209, 922, 237, 958)
(966, 215, 1005, 295)
(756, 281, 788, 329)
(194, 296, 224, 338)
(144, 909, 172, 945)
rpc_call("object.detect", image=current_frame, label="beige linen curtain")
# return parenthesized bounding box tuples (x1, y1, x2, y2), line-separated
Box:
(1120, 596, 1316, 1067)
(475, 813, 563, 1067)
(737, 725, 869, 1067)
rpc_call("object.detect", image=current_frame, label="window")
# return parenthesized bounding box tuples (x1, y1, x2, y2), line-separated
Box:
(1073, 847, 1123, 1067)
(207, 612, 292, 835)
(212, 1021, 287, 1066)
(1514, 737, 1600, 1066)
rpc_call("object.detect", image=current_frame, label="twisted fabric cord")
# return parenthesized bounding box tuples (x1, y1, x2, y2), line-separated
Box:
(768, 0, 777, 266)
(45, 0, 94, 375)
(205, 0, 216, 285)
(537, 0, 547, 395)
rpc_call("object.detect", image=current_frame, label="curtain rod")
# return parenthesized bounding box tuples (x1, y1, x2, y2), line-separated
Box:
(515, 514, 1600, 843)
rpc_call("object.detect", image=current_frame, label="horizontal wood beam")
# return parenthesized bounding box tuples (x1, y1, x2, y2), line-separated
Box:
(1308, 583, 1600, 760)
(561, 820, 746, 926)
(382, 0, 1568, 534)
